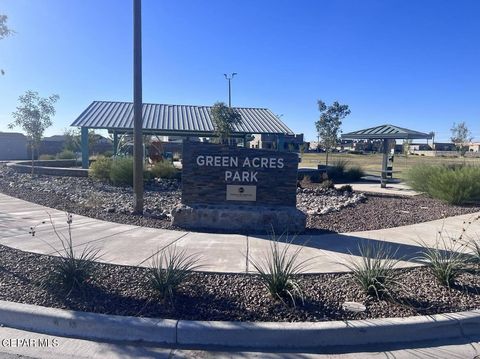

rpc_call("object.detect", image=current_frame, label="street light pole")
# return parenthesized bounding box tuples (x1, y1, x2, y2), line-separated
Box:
(133, 0, 144, 214)
(224, 72, 237, 107)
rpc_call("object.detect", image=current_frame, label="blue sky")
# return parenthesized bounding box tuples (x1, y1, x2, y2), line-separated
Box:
(1, 0, 479, 142)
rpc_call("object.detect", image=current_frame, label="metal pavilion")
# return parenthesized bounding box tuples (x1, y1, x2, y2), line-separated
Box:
(71, 101, 295, 169)
(341, 124, 432, 187)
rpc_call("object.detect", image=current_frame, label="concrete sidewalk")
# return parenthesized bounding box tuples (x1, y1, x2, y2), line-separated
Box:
(334, 181, 419, 196)
(0, 193, 479, 273)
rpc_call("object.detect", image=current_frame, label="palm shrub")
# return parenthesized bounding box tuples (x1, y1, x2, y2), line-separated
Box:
(344, 242, 400, 299)
(148, 246, 202, 303)
(41, 213, 101, 294)
(407, 165, 480, 204)
(151, 160, 179, 179)
(89, 156, 113, 181)
(248, 233, 311, 306)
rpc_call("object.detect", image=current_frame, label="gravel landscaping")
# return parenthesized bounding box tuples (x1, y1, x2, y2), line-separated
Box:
(1, 165, 479, 233)
(0, 244, 479, 322)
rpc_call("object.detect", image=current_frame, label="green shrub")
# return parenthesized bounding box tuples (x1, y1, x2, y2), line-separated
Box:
(90, 157, 113, 182)
(338, 184, 353, 193)
(110, 157, 134, 186)
(39, 154, 55, 160)
(56, 149, 76, 159)
(303, 173, 321, 183)
(326, 160, 364, 182)
(321, 179, 335, 189)
(407, 165, 480, 204)
(327, 159, 348, 180)
(151, 160, 179, 179)
(344, 166, 365, 181)
(248, 233, 311, 306)
(102, 150, 113, 158)
(344, 242, 400, 299)
(148, 246, 201, 303)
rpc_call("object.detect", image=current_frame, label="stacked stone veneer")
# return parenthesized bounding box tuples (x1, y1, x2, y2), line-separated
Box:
(173, 142, 306, 233)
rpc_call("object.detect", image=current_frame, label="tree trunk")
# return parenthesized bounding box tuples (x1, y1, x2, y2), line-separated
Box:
(325, 149, 329, 167)
(31, 143, 34, 176)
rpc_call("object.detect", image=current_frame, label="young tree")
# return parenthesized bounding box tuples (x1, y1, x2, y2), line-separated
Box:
(315, 100, 351, 166)
(63, 128, 81, 152)
(0, 15, 13, 39)
(450, 122, 473, 155)
(1, 15, 14, 75)
(8, 91, 60, 174)
(210, 102, 242, 145)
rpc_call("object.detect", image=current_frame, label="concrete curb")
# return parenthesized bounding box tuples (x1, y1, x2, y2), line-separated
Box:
(0, 300, 478, 349)
(0, 300, 176, 344)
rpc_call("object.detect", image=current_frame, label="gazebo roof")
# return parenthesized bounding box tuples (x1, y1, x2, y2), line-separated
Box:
(71, 101, 294, 136)
(341, 124, 432, 140)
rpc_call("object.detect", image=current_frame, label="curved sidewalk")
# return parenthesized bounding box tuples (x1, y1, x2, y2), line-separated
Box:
(0, 193, 479, 273)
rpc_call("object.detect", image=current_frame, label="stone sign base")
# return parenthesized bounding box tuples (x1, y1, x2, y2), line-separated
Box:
(171, 205, 306, 234)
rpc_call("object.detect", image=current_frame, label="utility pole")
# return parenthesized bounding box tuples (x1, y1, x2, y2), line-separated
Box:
(133, 0, 143, 214)
(224, 72, 237, 107)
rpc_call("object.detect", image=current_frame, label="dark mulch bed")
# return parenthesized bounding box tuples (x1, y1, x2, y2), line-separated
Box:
(1, 245, 479, 321)
(306, 192, 480, 233)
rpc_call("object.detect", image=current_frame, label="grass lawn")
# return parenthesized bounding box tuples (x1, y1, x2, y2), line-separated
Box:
(301, 152, 480, 180)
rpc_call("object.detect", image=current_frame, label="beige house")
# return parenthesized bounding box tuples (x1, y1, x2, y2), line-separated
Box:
(468, 142, 480, 152)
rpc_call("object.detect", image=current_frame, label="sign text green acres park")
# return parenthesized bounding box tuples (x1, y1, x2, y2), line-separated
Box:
(182, 142, 299, 207)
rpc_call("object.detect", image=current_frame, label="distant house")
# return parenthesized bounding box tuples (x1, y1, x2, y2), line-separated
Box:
(250, 133, 305, 151)
(353, 139, 383, 153)
(469, 143, 480, 152)
(433, 142, 456, 151)
(39, 135, 66, 155)
(39, 133, 112, 156)
(0, 132, 29, 160)
(337, 140, 355, 151)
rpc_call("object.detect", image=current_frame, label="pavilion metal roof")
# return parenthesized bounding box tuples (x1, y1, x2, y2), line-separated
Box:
(71, 101, 294, 136)
(341, 124, 432, 140)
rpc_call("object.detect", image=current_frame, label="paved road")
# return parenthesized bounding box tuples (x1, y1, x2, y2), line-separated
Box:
(0, 193, 479, 273)
(0, 326, 478, 359)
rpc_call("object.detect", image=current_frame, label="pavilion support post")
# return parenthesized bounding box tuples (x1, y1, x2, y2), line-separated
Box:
(113, 131, 118, 156)
(381, 139, 389, 188)
(81, 127, 89, 169)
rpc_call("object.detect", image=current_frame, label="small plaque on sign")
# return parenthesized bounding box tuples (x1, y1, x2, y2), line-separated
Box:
(226, 185, 257, 202)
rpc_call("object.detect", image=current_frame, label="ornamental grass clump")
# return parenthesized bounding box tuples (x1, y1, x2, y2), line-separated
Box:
(344, 242, 401, 300)
(89, 156, 113, 181)
(56, 149, 76, 159)
(417, 236, 471, 288)
(40, 213, 101, 294)
(248, 233, 311, 307)
(148, 246, 202, 303)
(109, 156, 134, 186)
(150, 160, 179, 179)
(407, 164, 480, 205)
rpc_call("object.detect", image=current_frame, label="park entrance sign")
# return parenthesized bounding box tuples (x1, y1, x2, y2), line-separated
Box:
(182, 142, 298, 207)
(172, 141, 306, 233)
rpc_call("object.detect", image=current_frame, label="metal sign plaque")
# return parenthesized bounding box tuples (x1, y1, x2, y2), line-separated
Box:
(226, 185, 257, 201)
(181, 141, 299, 207)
